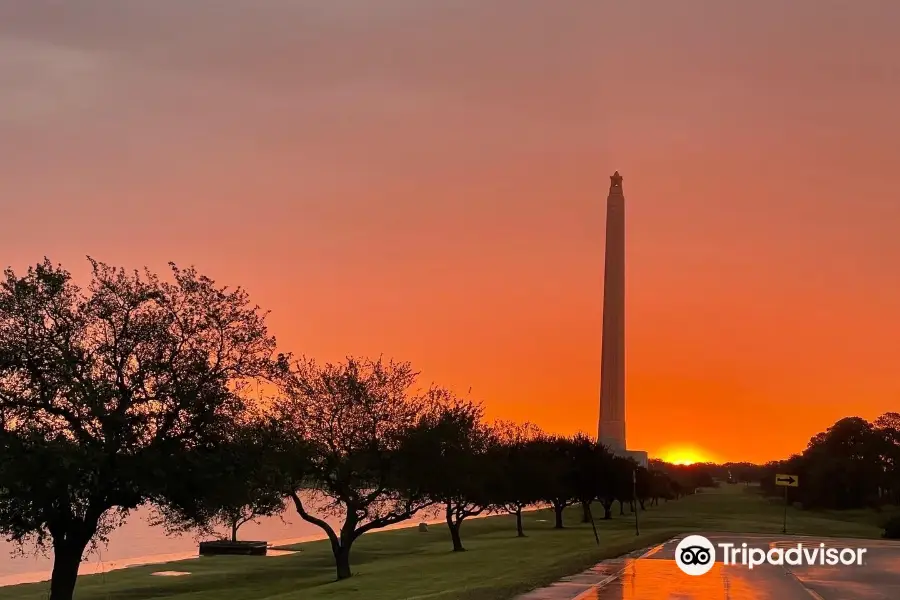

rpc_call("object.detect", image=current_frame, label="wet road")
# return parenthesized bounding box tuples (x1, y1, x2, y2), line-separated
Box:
(517, 533, 900, 600)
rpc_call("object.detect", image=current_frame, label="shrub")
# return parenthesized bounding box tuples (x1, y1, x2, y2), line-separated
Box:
(881, 515, 900, 539)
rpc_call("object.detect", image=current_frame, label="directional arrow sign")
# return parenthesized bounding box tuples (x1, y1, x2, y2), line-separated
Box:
(775, 474, 799, 487)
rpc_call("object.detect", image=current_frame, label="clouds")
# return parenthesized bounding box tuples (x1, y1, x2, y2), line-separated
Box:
(1, 0, 897, 185)
(0, 36, 112, 125)
(0, 1, 606, 118)
(0, 0, 617, 205)
(0, 0, 898, 459)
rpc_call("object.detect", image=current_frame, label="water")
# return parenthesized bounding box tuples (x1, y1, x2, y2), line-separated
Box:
(0, 497, 446, 587)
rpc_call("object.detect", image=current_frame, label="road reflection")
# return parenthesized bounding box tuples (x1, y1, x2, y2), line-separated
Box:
(581, 560, 764, 600)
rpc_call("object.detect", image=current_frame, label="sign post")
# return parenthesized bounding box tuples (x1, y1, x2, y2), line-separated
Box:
(633, 468, 640, 536)
(588, 504, 600, 546)
(775, 474, 799, 534)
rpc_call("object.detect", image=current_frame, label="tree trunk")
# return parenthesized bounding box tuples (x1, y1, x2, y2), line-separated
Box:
(292, 492, 359, 581)
(553, 503, 565, 529)
(449, 521, 464, 552)
(603, 505, 612, 520)
(231, 519, 239, 543)
(334, 543, 352, 580)
(49, 541, 86, 600)
(581, 501, 592, 523)
(445, 504, 465, 552)
(639, 499, 646, 511)
(515, 508, 525, 537)
(618, 500, 625, 516)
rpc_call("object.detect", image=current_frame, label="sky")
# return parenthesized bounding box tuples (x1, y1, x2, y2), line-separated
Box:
(1, 1, 898, 464)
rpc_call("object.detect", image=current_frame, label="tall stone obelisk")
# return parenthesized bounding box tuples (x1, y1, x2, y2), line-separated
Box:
(598, 171, 627, 452)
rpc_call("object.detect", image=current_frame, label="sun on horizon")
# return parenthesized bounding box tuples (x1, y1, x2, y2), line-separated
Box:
(656, 445, 717, 466)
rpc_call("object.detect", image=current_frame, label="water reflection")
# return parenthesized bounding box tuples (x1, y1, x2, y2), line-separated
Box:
(0, 499, 333, 584)
(583, 560, 767, 600)
(0, 500, 496, 587)
(0, 552, 202, 587)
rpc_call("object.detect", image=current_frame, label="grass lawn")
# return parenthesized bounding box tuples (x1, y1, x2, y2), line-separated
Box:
(1, 485, 894, 600)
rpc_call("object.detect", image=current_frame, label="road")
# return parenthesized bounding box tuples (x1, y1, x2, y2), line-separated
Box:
(517, 533, 900, 600)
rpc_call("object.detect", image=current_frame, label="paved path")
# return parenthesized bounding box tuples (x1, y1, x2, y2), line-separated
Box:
(516, 533, 900, 600)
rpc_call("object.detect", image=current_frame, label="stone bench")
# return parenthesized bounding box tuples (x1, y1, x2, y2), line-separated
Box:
(199, 540, 268, 556)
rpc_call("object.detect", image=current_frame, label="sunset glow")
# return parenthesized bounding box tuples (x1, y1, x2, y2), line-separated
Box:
(657, 447, 716, 466)
(1, 3, 898, 465)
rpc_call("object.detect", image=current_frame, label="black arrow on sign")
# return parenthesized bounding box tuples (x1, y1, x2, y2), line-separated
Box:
(777, 476, 796, 484)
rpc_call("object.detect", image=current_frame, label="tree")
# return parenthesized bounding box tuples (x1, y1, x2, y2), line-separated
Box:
(760, 417, 888, 509)
(642, 469, 676, 506)
(150, 416, 293, 542)
(874, 412, 900, 504)
(401, 389, 492, 552)
(532, 436, 579, 529)
(597, 455, 634, 518)
(568, 435, 611, 523)
(272, 356, 434, 580)
(483, 421, 544, 537)
(596, 459, 618, 520)
(724, 462, 764, 486)
(875, 412, 900, 432)
(0, 259, 279, 600)
(634, 467, 650, 510)
(647, 460, 693, 500)
(801, 417, 885, 509)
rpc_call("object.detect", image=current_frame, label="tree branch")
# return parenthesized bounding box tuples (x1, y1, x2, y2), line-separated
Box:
(289, 491, 339, 549)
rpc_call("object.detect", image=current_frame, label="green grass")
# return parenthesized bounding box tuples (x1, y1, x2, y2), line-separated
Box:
(2, 485, 894, 600)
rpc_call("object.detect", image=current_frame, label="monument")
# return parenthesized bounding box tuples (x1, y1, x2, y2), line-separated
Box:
(597, 171, 648, 468)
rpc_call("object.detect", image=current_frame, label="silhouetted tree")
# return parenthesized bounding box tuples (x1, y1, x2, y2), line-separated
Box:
(724, 462, 765, 486)
(400, 390, 492, 552)
(635, 467, 652, 510)
(614, 456, 637, 515)
(272, 356, 434, 580)
(647, 460, 693, 499)
(760, 417, 889, 509)
(595, 455, 633, 519)
(0, 259, 279, 600)
(484, 421, 544, 537)
(150, 416, 296, 542)
(532, 436, 579, 529)
(802, 417, 885, 509)
(874, 412, 900, 504)
(569, 435, 612, 523)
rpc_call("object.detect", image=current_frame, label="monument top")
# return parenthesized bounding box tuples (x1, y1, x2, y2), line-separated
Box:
(610, 171, 623, 187)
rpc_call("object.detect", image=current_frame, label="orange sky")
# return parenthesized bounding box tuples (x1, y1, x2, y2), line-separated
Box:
(1, 2, 898, 464)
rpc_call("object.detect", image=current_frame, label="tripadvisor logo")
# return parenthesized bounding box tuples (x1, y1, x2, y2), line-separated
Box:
(675, 535, 716, 576)
(674, 535, 869, 576)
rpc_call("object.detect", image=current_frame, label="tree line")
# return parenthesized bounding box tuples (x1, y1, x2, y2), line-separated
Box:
(641, 413, 900, 521)
(759, 413, 900, 511)
(0, 259, 685, 600)
(671, 413, 900, 535)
